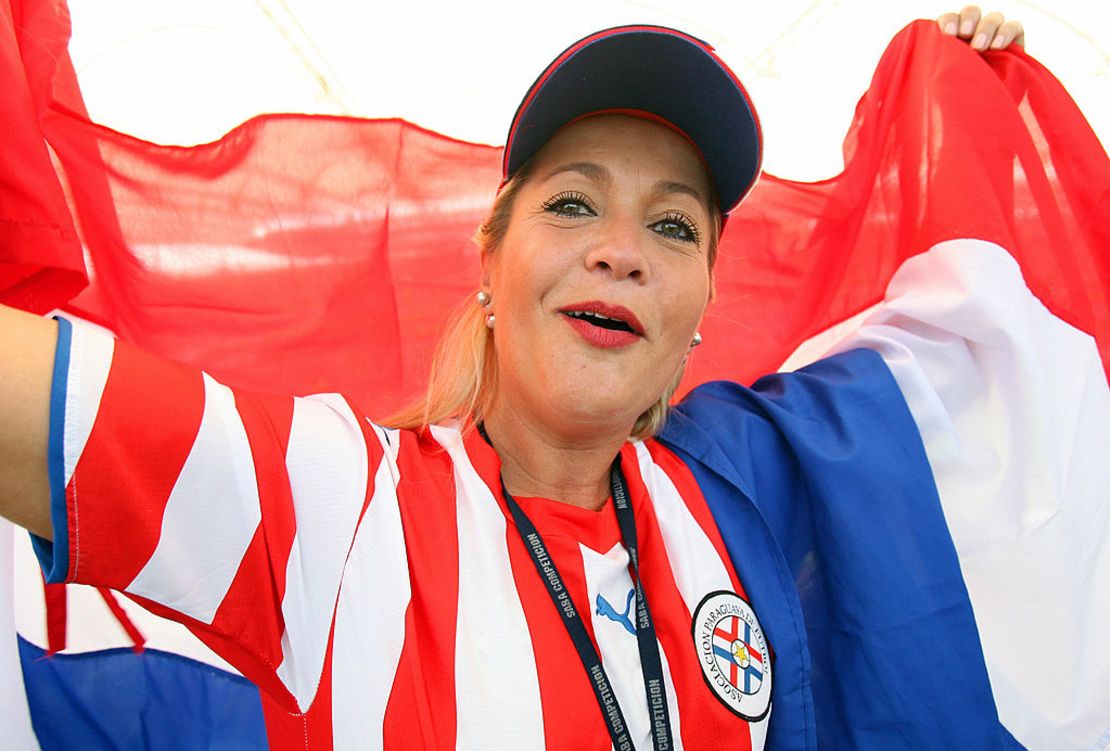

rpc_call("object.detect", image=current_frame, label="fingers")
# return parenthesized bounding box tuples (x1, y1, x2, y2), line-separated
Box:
(992, 19, 1025, 49)
(971, 11, 1004, 50)
(958, 5, 982, 40)
(936, 6, 980, 40)
(936, 12, 960, 36)
(935, 7, 1025, 51)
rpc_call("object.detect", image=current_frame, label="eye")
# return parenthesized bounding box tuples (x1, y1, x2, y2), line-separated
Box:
(651, 212, 701, 245)
(541, 191, 596, 218)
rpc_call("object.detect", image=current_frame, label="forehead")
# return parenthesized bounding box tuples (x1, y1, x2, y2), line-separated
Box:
(529, 115, 712, 199)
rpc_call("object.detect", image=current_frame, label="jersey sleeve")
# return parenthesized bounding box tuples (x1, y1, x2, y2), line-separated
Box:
(828, 238, 1110, 750)
(31, 317, 388, 713)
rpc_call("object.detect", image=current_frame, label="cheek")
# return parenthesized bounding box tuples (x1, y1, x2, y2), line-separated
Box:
(493, 264, 542, 321)
(662, 267, 711, 329)
(486, 256, 555, 363)
(487, 242, 530, 310)
(492, 235, 571, 316)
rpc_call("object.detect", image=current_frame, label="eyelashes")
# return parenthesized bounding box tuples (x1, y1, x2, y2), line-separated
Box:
(540, 193, 702, 246)
(653, 212, 701, 245)
(541, 191, 596, 217)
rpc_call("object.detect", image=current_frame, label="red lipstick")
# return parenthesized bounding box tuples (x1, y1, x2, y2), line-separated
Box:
(559, 301, 644, 349)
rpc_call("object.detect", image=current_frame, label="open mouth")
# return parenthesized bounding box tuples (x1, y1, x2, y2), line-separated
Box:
(563, 310, 636, 333)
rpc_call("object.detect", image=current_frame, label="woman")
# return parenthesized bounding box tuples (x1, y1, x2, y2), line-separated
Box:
(2, 8, 1100, 751)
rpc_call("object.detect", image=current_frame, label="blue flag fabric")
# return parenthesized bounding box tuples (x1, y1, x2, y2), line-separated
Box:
(664, 349, 1014, 749)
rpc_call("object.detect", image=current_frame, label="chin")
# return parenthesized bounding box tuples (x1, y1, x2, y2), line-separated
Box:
(500, 343, 673, 437)
(544, 379, 655, 436)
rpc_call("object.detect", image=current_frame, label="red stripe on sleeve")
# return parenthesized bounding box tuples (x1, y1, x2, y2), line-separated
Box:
(207, 391, 378, 725)
(205, 390, 296, 681)
(342, 395, 388, 542)
(67, 339, 206, 587)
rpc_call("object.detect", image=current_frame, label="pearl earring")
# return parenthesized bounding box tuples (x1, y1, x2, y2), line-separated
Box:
(485, 314, 496, 329)
(476, 290, 491, 307)
(691, 332, 703, 347)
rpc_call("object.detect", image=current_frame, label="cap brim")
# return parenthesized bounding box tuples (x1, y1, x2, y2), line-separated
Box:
(504, 26, 762, 214)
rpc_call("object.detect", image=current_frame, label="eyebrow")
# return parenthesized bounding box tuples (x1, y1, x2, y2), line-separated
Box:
(542, 161, 706, 204)
(653, 179, 706, 204)
(542, 161, 612, 186)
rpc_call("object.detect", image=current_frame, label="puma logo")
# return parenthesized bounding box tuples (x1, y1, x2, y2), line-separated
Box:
(596, 588, 636, 635)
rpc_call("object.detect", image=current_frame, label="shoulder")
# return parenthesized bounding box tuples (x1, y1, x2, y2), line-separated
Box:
(659, 347, 930, 536)
(664, 348, 904, 450)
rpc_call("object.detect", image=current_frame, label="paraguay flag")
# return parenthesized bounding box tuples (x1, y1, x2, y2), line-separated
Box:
(712, 615, 764, 695)
(0, 0, 1107, 748)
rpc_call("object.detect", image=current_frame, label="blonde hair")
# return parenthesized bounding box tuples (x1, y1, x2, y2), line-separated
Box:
(382, 159, 720, 441)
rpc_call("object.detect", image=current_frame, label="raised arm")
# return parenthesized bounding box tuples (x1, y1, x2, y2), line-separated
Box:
(0, 304, 57, 539)
(1, 306, 393, 714)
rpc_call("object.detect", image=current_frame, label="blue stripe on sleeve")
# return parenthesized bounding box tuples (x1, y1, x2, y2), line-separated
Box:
(30, 316, 73, 583)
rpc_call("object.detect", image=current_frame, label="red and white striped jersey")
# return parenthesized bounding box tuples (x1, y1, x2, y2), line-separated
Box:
(41, 319, 770, 750)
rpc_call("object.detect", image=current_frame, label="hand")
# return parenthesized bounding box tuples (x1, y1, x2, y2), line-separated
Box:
(936, 6, 1025, 51)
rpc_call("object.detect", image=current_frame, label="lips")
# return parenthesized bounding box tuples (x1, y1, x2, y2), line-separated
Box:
(559, 301, 644, 349)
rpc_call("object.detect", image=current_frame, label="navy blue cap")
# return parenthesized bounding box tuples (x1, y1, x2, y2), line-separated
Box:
(503, 25, 762, 216)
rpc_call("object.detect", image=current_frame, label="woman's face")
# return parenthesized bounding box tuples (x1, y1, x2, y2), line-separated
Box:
(484, 114, 714, 440)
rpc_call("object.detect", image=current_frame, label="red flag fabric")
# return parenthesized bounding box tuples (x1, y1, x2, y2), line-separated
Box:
(0, 0, 86, 312)
(3, 1, 1109, 748)
(2, 1, 1105, 412)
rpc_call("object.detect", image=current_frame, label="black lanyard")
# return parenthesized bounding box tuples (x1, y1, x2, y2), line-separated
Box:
(483, 427, 673, 750)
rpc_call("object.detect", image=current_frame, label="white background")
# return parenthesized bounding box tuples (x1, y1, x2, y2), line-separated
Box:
(68, 0, 1107, 182)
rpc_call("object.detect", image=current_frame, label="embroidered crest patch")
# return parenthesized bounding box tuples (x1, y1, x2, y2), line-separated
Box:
(691, 590, 772, 720)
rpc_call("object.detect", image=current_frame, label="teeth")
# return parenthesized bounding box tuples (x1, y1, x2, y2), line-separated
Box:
(565, 309, 635, 333)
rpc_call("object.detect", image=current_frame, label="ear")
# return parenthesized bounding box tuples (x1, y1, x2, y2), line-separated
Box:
(694, 281, 713, 338)
(470, 223, 491, 285)
(480, 247, 494, 288)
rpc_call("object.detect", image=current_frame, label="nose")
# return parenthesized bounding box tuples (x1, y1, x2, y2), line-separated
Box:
(584, 214, 650, 283)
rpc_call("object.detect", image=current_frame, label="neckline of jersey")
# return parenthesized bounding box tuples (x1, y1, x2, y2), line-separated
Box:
(460, 423, 636, 553)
